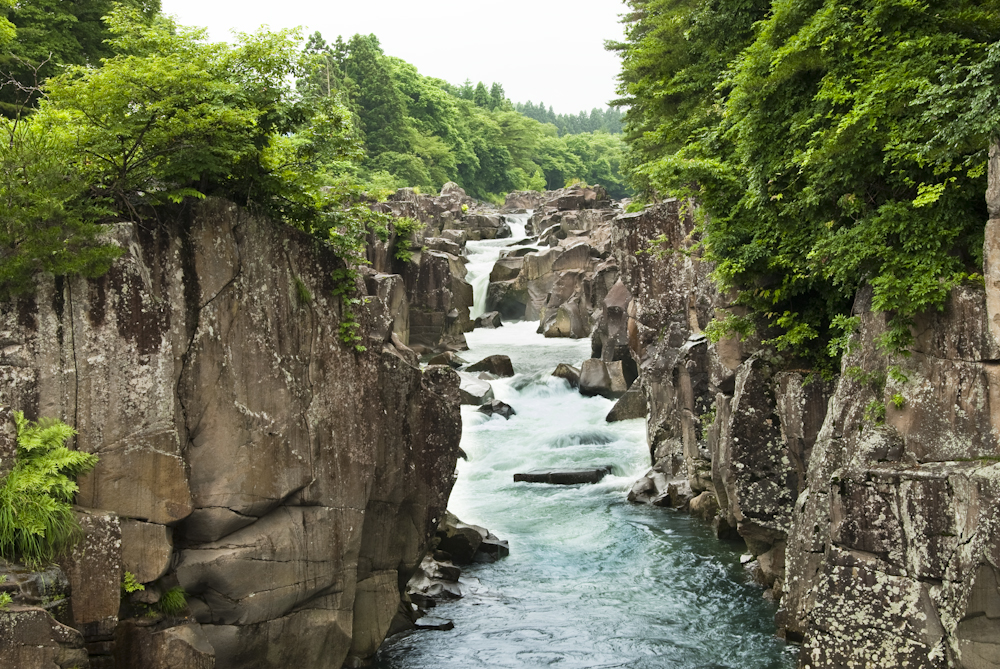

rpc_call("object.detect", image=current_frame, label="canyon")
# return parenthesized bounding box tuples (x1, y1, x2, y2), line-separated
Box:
(2, 167, 1000, 667)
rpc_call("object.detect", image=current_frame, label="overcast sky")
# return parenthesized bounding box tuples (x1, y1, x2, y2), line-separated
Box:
(159, 0, 627, 114)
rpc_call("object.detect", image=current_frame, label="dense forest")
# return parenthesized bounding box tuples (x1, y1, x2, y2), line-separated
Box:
(0, 1, 629, 301)
(611, 0, 1000, 371)
(515, 101, 624, 136)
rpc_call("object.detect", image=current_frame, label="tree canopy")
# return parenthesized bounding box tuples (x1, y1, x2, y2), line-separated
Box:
(612, 0, 1000, 369)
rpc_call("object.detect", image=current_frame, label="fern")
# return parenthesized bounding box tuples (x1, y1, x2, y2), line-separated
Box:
(0, 412, 98, 566)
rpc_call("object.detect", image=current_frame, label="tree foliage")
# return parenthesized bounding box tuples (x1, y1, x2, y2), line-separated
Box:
(613, 0, 1000, 369)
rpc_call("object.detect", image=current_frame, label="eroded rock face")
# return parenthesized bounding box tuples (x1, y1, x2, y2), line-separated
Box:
(608, 193, 1000, 667)
(778, 286, 1000, 667)
(0, 199, 462, 668)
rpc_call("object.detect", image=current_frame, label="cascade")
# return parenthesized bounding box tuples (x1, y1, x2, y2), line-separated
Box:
(377, 232, 794, 668)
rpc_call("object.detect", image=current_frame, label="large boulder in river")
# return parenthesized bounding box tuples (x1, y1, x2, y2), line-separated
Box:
(475, 311, 503, 329)
(467, 354, 514, 377)
(579, 359, 627, 399)
(459, 378, 494, 406)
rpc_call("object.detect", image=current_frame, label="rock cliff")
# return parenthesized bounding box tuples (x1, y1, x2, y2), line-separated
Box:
(0, 199, 462, 668)
(603, 168, 1000, 666)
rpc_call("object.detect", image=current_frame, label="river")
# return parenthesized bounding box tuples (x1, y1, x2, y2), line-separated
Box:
(376, 217, 796, 669)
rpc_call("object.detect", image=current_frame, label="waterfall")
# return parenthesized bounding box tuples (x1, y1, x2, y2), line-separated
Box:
(465, 212, 532, 321)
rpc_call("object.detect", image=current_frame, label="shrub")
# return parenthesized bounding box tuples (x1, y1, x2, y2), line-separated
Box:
(0, 412, 98, 566)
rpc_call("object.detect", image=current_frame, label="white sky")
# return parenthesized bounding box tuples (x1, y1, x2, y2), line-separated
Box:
(159, 0, 628, 114)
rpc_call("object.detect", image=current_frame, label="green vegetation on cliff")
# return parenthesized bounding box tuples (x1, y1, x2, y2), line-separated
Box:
(0, 413, 98, 566)
(612, 0, 1000, 369)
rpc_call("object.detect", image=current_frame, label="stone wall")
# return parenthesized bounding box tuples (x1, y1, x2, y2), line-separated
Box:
(0, 199, 462, 668)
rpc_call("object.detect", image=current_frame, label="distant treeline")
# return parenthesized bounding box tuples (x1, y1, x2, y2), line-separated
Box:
(515, 102, 623, 136)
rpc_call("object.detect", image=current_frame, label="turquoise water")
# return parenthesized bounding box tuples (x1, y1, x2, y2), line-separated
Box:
(376, 237, 796, 669)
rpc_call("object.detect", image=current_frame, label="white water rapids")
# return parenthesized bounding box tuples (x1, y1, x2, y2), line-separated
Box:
(376, 218, 795, 669)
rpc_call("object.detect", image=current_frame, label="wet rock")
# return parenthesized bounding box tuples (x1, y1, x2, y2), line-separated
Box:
(513, 466, 613, 485)
(627, 464, 692, 508)
(475, 311, 503, 329)
(552, 363, 581, 389)
(458, 379, 494, 406)
(489, 256, 524, 282)
(478, 400, 516, 420)
(413, 616, 455, 631)
(467, 354, 514, 377)
(474, 536, 510, 563)
(605, 385, 648, 422)
(435, 512, 487, 565)
(579, 359, 626, 399)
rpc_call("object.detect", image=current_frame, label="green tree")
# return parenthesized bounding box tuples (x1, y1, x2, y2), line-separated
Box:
(473, 81, 490, 108)
(0, 0, 161, 117)
(613, 0, 1000, 366)
(344, 33, 411, 158)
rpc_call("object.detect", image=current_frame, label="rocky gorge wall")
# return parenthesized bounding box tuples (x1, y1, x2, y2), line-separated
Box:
(597, 187, 1000, 665)
(0, 200, 462, 668)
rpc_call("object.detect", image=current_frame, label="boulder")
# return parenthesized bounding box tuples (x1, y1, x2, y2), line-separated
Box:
(120, 520, 173, 585)
(552, 363, 581, 389)
(58, 509, 122, 645)
(578, 359, 626, 399)
(435, 512, 487, 565)
(605, 385, 648, 422)
(467, 354, 514, 377)
(423, 237, 462, 256)
(115, 622, 216, 669)
(489, 257, 524, 282)
(688, 491, 720, 522)
(474, 311, 503, 329)
(514, 466, 614, 485)
(477, 400, 516, 420)
(427, 351, 466, 368)
(438, 229, 467, 247)
(0, 607, 90, 669)
(458, 378, 494, 406)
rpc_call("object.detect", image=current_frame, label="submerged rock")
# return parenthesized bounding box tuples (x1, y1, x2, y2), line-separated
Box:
(552, 363, 581, 388)
(513, 466, 613, 485)
(477, 400, 516, 420)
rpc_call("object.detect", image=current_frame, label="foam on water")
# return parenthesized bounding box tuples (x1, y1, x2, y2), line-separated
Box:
(377, 237, 796, 669)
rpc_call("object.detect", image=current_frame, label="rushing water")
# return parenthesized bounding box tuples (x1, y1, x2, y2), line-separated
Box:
(376, 222, 796, 669)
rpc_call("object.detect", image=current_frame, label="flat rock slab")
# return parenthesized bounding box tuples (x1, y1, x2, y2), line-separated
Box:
(513, 466, 613, 485)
